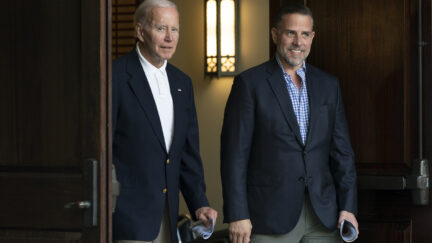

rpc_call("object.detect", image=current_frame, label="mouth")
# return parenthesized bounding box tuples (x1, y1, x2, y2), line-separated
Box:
(289, 49, 303, 53)
(288, 48, 305, 57)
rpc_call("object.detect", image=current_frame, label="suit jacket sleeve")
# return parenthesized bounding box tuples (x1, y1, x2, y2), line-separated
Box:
(220, 74, 255, 223)
(330, 82, 358, 215)
(179, 78, 210, 216)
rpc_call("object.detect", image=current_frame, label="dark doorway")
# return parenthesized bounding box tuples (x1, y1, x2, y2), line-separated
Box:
(0, 0, 112, 242)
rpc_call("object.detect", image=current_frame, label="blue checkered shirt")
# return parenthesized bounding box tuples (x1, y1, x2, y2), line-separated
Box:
(276, 56, 310, 144)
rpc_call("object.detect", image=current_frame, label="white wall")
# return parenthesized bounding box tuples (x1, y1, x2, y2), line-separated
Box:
(170, 0, 269, 230)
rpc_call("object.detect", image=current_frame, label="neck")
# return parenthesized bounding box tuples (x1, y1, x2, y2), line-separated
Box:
(277, 53, 302, 76)
(138, 42, 164, 68)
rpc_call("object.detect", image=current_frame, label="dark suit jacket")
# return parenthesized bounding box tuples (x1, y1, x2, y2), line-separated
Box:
(112, 50, 209, 241)
(220, 59, 357, 234)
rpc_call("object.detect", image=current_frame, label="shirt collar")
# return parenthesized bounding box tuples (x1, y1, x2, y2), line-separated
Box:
(136, 43, 167, 73)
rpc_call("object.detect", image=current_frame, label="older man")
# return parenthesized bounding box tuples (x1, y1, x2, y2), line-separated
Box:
(112, 0, 217, 242)
(221, 3, 358, 243)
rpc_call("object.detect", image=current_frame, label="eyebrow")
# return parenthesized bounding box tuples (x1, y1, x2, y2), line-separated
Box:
(283, 28, 313, 33)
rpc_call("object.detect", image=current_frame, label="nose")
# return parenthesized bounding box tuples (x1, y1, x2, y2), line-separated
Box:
(164, 30, 173, 42)
(292, 34, 301, 45)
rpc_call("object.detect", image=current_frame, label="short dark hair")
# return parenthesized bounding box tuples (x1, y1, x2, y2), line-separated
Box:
(273, 3, 314, 29)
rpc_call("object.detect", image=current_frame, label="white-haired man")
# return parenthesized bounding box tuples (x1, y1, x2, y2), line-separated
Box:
(112, 0, 217, 242)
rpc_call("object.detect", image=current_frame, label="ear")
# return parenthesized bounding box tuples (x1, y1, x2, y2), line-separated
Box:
(135, 23, 145, 42)
(310, 31, 315, 41)
(271, 27, 278, 45)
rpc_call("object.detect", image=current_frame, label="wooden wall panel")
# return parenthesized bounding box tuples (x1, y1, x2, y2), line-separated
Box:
(0, 0, 83, 167)
(0, 230, 82, 243)
(0, 0, 18, 163)
(306, 0, 417, 170)
(0, 6, 17, 163)
(0, 173, 83, 228)
(358, 218, 411, 243)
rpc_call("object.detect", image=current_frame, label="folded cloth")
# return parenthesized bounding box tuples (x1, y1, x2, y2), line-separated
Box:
(340, 219, 358, 242)
(191, 218, 214, 240)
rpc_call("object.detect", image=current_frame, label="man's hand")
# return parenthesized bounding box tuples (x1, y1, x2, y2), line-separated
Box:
(229, 219, 252, 243)
(338, 210, 359, 235)
(195, 207, 218, 227)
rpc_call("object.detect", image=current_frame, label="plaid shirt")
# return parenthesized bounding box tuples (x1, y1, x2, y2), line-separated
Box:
(276, 56, 310, 144)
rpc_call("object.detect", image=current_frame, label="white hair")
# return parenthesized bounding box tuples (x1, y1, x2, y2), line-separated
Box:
(134, 0, 178, 26)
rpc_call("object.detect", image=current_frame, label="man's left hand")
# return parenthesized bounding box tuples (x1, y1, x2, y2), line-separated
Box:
(338, 210, 359, 235)
(195, 207, 218, 227)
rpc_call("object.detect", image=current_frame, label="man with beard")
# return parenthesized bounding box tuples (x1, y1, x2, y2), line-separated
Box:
(221, 3, 358, 243)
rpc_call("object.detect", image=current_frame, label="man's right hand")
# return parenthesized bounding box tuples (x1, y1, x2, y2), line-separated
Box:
(229, 219, 252, 243)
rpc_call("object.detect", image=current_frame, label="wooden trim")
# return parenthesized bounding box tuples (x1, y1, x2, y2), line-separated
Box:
(106, 0, 113, 241)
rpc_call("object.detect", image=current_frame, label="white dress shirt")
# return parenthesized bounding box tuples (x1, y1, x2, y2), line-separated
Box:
(136, 44, 174, 152)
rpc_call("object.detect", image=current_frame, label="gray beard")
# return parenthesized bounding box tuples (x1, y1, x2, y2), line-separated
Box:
(280, 50, 308, 68)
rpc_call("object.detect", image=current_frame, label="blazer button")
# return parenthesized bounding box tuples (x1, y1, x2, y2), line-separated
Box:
(166, 159, 170, 164)
(298, 177, 305, 182)
(162, 188, 167, 194)
(303, 150, 307, 156)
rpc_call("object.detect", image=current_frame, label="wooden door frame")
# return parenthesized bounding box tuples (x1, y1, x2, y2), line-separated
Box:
(82, 0, 112, 241)
(105, 0, 113, 241)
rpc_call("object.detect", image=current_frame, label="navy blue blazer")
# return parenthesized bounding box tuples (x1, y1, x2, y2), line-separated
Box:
(220, 59, 357, 234)
(112, 50, 209, 241)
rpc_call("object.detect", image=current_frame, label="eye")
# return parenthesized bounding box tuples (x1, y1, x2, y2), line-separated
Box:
(284, 30, 296, 37)
(156, 26, 166, 32)
(302, 32, 311, 38)
(171, 27, 179, 33)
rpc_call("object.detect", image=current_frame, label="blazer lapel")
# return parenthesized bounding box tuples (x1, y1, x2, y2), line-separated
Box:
(266, 59, 303, 146)
(166, 65, 182, 156)
(305, 64, 321, 147)
(126, 51, 167, 152)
